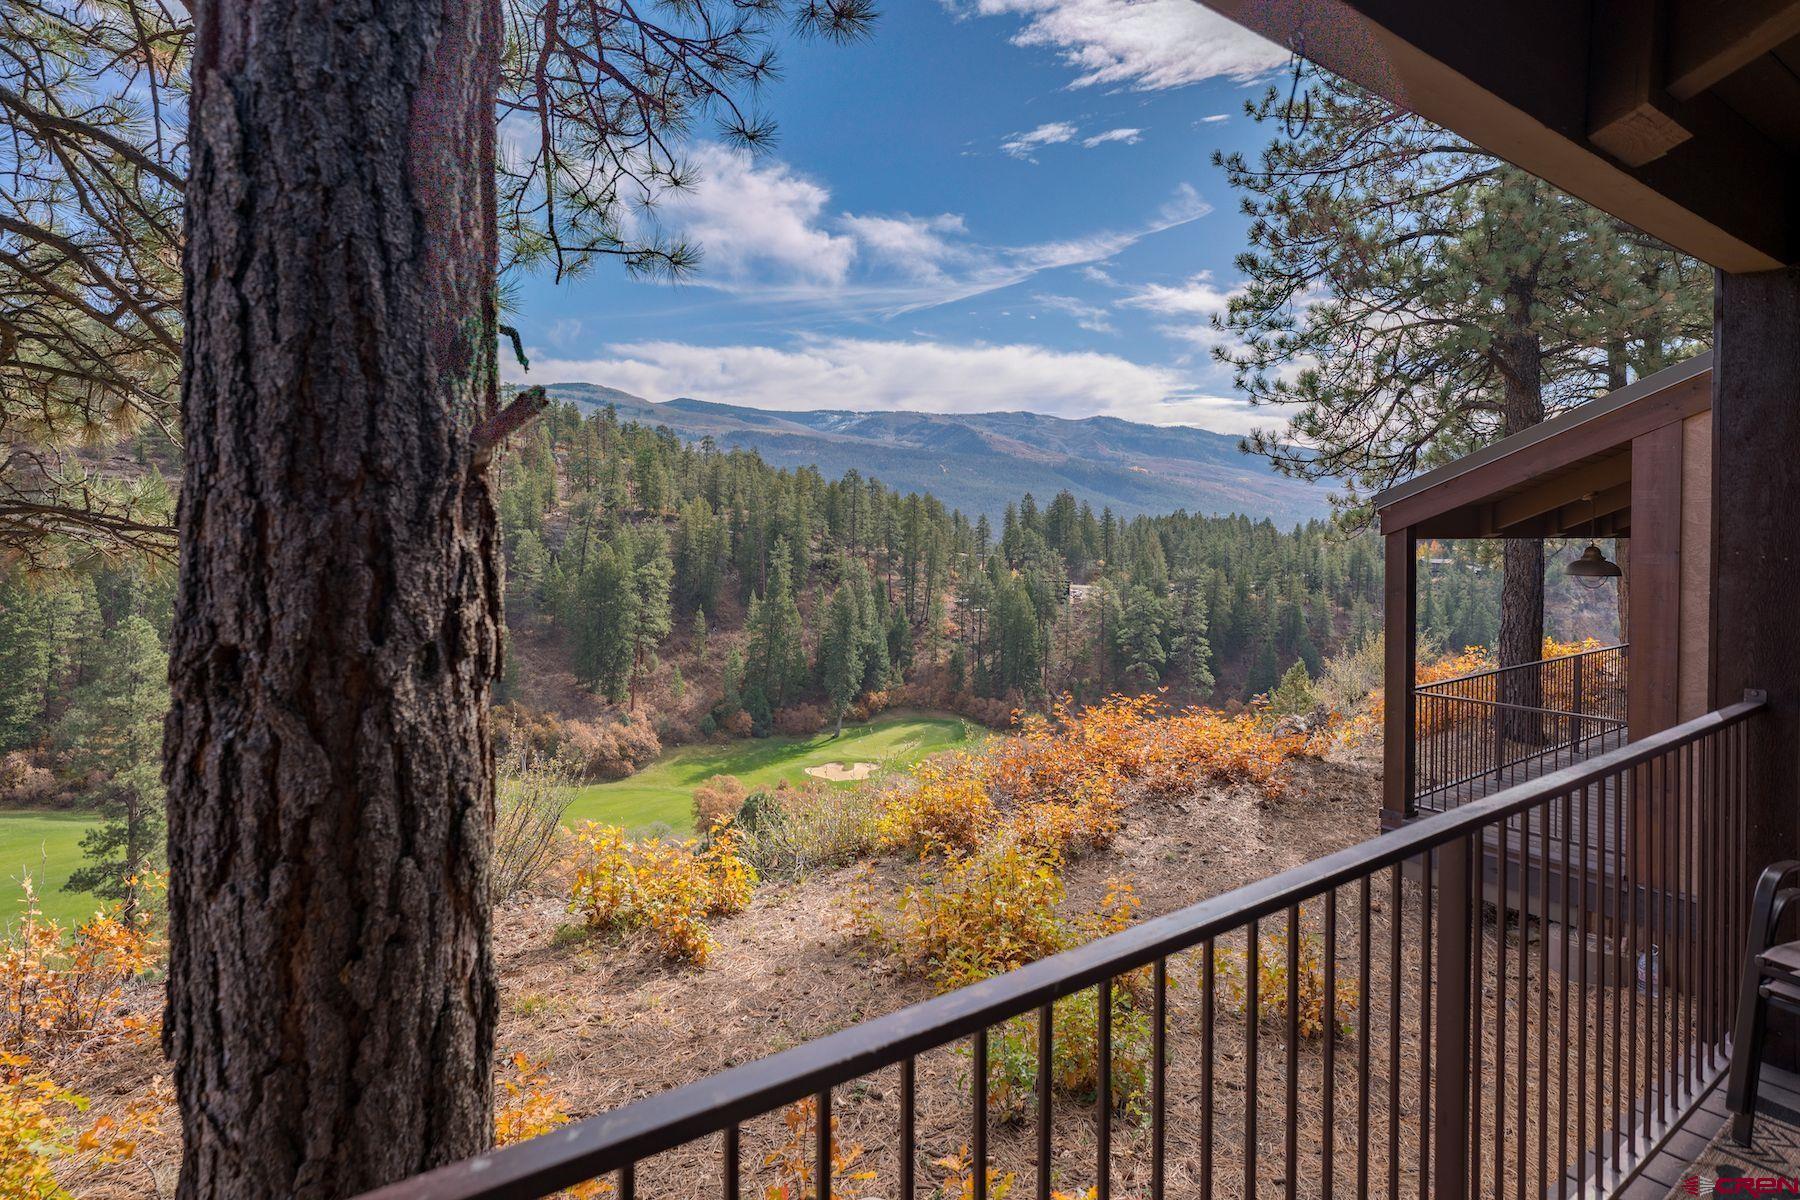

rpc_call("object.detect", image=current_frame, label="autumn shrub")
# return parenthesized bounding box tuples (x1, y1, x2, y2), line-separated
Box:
(984, 985, 1154, 1125)
(873, 753, 997, 856)
(567, 822, 756, 965)
(0, 880, 157, 1055)
(737, 783, 883, 880)
(854, 840, 1066, 991)
(691, 774, 749, 830)
(1135, 707, 1307, 799)
(721, 710, 754, 738)
(773, 704, 828, 736)
(494, 1053, 610, 1198)
(1007, 781, 1121, 860)
(494, 747, 581, 901)
(760, 1096, 876, 1200)
(563, 717, 662, 780)
(1212, 917, 1359, 1041)
(933, 1145, 1016, 1200)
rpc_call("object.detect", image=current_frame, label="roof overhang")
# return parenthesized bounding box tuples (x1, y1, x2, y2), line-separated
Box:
(1374, 352, 1713, 537)
(1194, 1, 1800, 271)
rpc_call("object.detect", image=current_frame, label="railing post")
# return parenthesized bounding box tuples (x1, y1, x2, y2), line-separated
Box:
(1432, 835, 1474, 1200)
(1571, 653, 1586, 748)
(1383, 526, 1418, 825)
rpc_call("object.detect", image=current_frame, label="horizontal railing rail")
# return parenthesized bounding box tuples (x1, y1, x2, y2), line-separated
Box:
(1414, 643, 1628, 812)
(360, 696, 1759, 1200)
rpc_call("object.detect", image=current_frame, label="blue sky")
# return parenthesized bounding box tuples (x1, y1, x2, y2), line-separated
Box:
(503, 0, 1293, 435)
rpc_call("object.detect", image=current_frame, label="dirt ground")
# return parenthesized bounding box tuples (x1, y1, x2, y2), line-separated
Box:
(72, 739, 1679, 1199)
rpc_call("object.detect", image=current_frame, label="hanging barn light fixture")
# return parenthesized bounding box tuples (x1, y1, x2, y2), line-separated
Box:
(1564, 493, 1622, 590)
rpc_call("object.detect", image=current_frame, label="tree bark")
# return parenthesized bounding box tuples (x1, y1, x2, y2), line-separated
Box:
(1496, 320, 1547, 741)
(164, 1, 502, 1196)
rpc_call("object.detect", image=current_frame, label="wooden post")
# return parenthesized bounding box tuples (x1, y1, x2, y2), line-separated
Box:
(1432, 835, 1474, 1200)
(1713, 267, 1800, 1063)
(1712, 268, 1800, 863)
(1383, 526, 1418, 827)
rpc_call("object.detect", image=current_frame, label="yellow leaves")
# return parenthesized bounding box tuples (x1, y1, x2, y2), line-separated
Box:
(873, 753, 996, 856)
(932, 1146, 1015, 1200)
(1211, 914, 1360, 1042)
(760, 1097, 876, 1200)
(493, 1055, 611, 1199)
(867, 841, 1071, 993)
(566, 820, 758, 966)
(0, 875, 158, 1056)
(0, 1053, 81, 1200)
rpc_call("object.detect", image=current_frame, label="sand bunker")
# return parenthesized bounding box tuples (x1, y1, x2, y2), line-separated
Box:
(804, 761, 879, 782)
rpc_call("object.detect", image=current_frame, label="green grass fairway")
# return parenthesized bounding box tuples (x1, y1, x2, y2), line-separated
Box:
(565, 711, 979, 834)
(0, 811, 102, 930)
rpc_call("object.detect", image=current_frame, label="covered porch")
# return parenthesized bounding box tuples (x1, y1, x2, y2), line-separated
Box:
(1375, 352, 1715, 829)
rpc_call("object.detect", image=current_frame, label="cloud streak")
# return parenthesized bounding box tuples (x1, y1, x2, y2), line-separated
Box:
(508, 335, 1268, 433)
(953, 0, 1285, 91)
(631, 144, 1213, 316)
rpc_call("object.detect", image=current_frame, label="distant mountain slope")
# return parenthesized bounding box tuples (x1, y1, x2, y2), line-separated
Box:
(538, 383, 1330, 524)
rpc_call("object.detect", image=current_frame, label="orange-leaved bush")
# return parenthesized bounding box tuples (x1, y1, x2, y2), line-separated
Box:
(0, 877, 157, 1054)
(760, 1095, 876, 1200)
(494, 1054, 611, 1198)
(1211, 913, 1360, 1041)
(568, 821, 756, 965)
(873, 752, 996, 856)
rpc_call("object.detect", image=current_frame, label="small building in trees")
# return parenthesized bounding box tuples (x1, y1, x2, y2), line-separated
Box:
(1373, 351, 1716, 824)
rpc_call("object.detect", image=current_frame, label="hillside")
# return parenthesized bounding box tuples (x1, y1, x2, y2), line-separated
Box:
(536, 383, 1329, 525)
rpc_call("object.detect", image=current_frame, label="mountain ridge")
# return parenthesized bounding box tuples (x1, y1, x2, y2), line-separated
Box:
(534, 382, 1329, 525)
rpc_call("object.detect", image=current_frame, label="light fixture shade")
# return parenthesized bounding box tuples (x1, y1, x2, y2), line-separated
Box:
(1565, 543, 1622, 583)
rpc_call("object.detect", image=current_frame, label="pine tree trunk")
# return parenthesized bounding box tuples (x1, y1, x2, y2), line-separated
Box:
(1497, 323, 1548, 743)
(163, 2, 501, 1196)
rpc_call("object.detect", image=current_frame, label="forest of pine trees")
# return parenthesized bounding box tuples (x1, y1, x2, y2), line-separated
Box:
(492, 397, 1390, 746)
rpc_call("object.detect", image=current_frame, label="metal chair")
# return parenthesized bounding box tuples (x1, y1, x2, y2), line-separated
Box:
(1727, 860, 1800, 1145)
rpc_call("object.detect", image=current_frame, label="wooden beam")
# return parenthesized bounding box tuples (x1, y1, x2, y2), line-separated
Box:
(1382, 527, 1418, 828)
(1488, 453, 1634, 531)
(1713, 265, 1800, 1064)
(1195, 0, 1797, 268)
(1713, 266, 1800, 860)
(1588, 0, 1691, 166)
(1544, 480, 1633, 537)
(1667, 0, 1800, 100)
(1379, 366, 1710, 532)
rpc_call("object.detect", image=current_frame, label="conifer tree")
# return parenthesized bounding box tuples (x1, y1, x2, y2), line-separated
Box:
(819, 583, 863, 735)
(60, 615, 167, 919)
(1216, 70, 1708, 693)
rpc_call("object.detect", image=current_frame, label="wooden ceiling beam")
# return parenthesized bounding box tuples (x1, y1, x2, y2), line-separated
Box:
(1489, 454, 1633, 531)
(1542, 480, 1633, 536)
(1589, 0, 1692, 166)
(1193, 0, 1799, 268)
(1666, 0, 1800, 100)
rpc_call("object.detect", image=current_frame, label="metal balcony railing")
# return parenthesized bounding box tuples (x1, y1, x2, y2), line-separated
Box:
(359, 696, 1759, 1200)
(1414, 643, 1629, 813)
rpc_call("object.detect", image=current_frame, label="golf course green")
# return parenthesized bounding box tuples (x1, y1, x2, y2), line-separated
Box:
(564, 710, 979, 833)
(0, 713, 977, 926)
(0, 810, 102, 930)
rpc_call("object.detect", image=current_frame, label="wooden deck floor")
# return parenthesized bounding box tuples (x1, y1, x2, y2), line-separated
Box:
(1617, 1063, 1800, 1197)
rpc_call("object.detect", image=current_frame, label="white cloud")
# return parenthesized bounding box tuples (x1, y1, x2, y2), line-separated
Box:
(509, 336, 1266, 432)
(1081, 127, 1143, 147)
(953, 0, 1286, 91)
(1119, 270, 1243, 320)
(627, 144, 1213, 315)
(1199, 113, 1231, 124)
(1034, 293, 1115, 332)
(836, 212, 973, 283)
(1000, 121, 1080, 160)
(643, 144, 857, 284)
